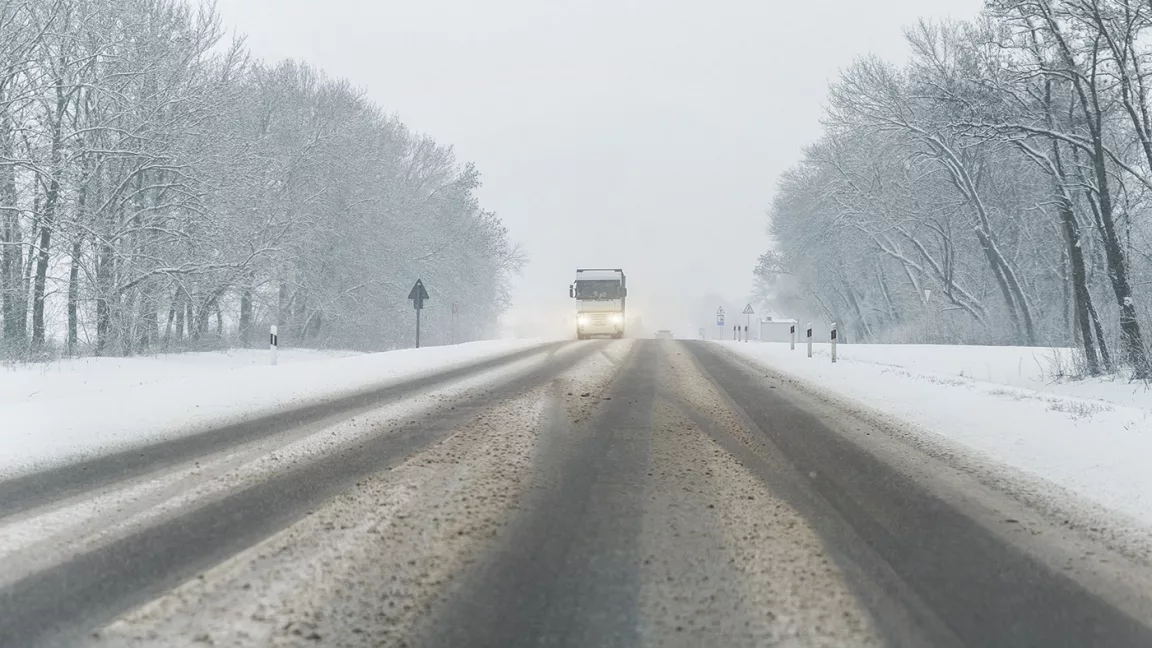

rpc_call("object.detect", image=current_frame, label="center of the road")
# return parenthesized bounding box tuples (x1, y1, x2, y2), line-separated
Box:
(423, 342, 657, 648)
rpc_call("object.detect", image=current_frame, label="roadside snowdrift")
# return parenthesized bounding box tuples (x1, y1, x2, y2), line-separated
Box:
(0, 341, 546, 478)
(717, 342, 1152, 527)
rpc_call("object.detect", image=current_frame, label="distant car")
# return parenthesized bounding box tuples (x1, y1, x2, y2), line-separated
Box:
(655, 330, 674, 339)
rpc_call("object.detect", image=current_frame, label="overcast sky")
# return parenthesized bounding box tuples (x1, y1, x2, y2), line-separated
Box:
(213, 0, 982, 335)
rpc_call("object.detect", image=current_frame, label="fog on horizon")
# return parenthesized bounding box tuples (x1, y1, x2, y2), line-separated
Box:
(213, 0, 982, 338)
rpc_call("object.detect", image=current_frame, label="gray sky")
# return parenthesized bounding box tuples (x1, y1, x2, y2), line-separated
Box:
(213, 0, 981, 335)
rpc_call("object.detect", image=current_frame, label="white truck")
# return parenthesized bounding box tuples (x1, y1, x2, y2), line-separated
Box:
(569, 268, 627, 340)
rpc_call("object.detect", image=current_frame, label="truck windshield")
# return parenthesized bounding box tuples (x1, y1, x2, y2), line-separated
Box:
(574, 280, 622, 300)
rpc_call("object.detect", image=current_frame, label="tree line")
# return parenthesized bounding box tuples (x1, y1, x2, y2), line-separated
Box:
(761, 0, 1152, 378)
(0, 0, 520, 359)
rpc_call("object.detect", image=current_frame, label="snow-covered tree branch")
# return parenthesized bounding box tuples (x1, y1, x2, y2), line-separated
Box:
(0, 0, 519, 358)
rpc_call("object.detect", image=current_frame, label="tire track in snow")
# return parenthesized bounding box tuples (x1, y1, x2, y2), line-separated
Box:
(0, 342, 605, 647)
(91, 342, 631, 647)
(0, 347, 581, 590)
(0, 342, 568, 518)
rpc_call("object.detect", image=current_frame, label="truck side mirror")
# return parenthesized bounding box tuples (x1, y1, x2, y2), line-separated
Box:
(569, 285, 574, 298)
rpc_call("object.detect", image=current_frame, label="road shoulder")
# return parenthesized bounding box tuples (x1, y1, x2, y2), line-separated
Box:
(685, 341, 1152, 647)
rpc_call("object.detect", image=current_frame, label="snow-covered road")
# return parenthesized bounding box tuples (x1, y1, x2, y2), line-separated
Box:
(0, 340, 553, 479)
(715, 341, 1152, 548)
(2, 340, 1151, 647)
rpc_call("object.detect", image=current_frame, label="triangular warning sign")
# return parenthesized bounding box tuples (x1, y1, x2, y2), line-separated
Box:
(742, 303, 755, 315)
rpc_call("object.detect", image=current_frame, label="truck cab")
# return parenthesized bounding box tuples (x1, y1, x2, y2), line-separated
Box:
(570, 268, 627, 340)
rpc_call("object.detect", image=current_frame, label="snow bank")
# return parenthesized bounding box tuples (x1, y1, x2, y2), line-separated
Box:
(717, 342, 1152, 527)
(0, 349, 360, 407)
(791, 343, 1149, 408)
(0, 341, 547, 479)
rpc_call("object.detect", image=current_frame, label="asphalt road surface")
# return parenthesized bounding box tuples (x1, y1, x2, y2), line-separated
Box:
(3, 339, 1152, 647)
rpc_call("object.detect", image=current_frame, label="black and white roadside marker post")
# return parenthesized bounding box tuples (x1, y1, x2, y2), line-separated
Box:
(269, 325, 278, 366)
(733, 325, 738, 341)
(408, 279, 430, 348)
(807, 322, 813, 358)
(744, 325, 748, 342)
(831, 322, 838, 363)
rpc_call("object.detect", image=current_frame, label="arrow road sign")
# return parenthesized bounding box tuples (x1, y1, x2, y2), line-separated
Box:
(408, 279, 430, 348)
(408, 279, 430, 310)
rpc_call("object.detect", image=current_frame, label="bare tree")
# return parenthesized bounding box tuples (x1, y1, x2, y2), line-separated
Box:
(0, 0, 519, 358)
(765, 5, 1152, 377)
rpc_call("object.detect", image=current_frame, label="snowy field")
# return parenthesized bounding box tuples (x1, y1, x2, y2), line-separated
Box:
(0, 341, 547, 478)
(717, 341, 1152, 528)
(0, 348, 362, 407)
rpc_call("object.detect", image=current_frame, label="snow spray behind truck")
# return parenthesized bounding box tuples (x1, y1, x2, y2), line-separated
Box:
(569, 268, 627, 340)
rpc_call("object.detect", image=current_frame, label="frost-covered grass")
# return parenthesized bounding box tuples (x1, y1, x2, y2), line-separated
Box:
(0, 341, 547, 479)
(717, 341, 1152, 527)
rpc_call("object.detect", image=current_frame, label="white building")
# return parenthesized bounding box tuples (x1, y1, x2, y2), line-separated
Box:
(758, 317, 798, 343)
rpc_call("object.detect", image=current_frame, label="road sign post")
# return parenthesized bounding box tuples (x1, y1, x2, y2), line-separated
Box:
(742, 304, 754, 342)
(408, 279, 430, 348)
(270, 325, 278, 366)
(717, 306, 725, 338)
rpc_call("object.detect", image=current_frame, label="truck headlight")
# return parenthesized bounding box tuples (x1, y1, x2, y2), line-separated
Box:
(612, 313, 623, 324)
(577, 315, 588, 327)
